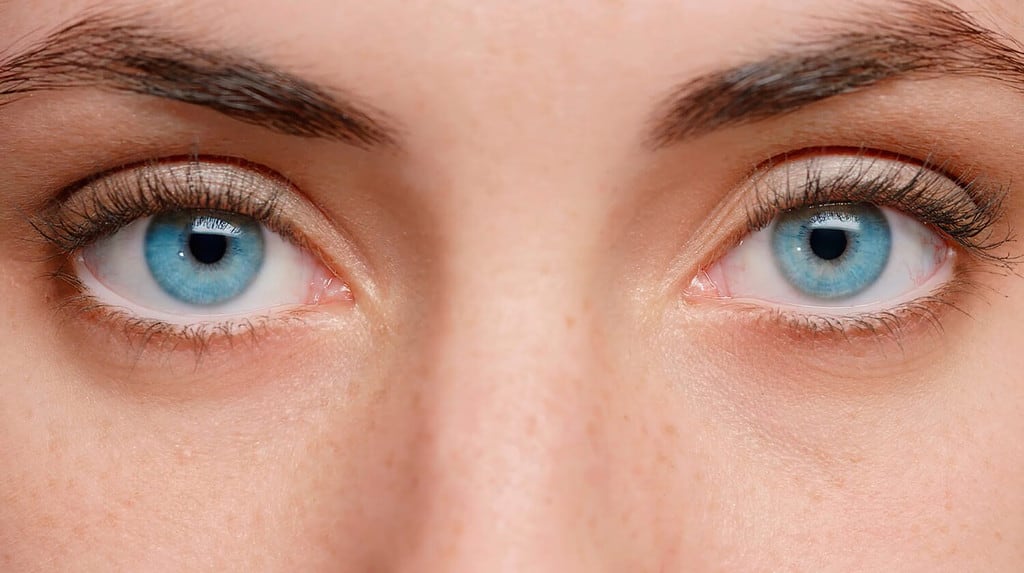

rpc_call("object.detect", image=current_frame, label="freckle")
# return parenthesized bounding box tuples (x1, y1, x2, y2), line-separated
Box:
(564, 315, 576, 329)
(656, 451, 674, 468)
(662, 423, 679, 439)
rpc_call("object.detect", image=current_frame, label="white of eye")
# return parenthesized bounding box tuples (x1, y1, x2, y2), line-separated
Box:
(700, 206, 954, 315)
(77, 214, 324, 325)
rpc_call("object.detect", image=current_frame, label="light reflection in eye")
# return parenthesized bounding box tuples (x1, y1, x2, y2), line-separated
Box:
(145, 210, 267, 306)
(770, 203, 892, 300)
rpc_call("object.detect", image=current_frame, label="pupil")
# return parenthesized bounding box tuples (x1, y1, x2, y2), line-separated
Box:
(809, 228, 848, 261)
(188, 233, 229, 265)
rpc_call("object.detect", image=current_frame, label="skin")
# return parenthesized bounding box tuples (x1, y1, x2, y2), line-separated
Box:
(1, 0, 1023, 570)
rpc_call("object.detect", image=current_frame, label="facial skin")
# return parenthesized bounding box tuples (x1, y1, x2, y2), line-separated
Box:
(1, 0, 1024, 570)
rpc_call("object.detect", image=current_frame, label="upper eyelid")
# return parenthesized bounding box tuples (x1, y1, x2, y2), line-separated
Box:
(32, 157, 301, 252)
(30, 156, 382, 310)
(742, 152, 1014, 264)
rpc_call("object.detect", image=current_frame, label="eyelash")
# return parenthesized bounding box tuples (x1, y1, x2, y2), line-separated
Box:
(30, 157, 329, 352)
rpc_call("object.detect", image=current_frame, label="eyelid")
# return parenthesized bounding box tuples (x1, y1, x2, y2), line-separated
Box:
(31, 156, 378, 308)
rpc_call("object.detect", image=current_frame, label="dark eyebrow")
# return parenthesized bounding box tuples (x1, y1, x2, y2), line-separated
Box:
(0, 13, 398, 149)
(649, 0, 1024, 148)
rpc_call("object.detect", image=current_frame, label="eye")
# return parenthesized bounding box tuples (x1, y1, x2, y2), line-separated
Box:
(35, 158, 351, 332)
(687, 153, 1009, 321)
(76, 208, 335, 324)
(700, 202, 951, 312)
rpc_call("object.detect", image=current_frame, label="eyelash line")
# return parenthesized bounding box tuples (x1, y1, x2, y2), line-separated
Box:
(744, 151, 1017, 268)
(29, 155, 301, 256)
(48, 263, 331, 364)
(704, 270, 988, 352)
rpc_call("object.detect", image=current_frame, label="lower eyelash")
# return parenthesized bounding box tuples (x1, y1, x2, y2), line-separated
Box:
(694, 271, 991, 349)
(50, 268, 318, 360)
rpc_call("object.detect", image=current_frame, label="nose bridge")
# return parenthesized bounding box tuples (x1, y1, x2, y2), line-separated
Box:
(401, 216, 620, 570)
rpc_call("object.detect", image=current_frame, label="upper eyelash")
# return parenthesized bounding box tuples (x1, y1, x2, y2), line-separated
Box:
(29, 156, 297, 256)
(744, 152, 1016, 267)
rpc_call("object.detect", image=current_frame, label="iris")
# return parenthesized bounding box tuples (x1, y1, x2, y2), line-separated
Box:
(144, 210, 265, 306)
(771, 203, 891, 300)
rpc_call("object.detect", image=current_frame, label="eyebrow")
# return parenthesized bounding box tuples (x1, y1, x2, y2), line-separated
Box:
(649, 0, 1024, 148)
(0, 13, 398, 149)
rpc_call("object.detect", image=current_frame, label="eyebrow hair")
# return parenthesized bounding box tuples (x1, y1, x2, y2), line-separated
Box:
(649, 0, 1024, 148)
(0, 13, 398, 149)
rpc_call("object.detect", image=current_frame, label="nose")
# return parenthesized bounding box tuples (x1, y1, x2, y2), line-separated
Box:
(393, 230, 630, 572)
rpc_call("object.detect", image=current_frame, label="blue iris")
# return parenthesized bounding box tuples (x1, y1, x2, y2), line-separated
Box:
(145, 210, 265, 306)
(771, 203, 891, 300)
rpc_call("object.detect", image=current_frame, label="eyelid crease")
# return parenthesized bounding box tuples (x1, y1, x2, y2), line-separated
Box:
(743, 151, 1017, 268)
(51, 275, 338, 364)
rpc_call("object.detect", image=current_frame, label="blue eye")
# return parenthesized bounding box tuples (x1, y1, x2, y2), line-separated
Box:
(72, 161, 349, 328)
(144, 211, 266, 305)
(79, 206, 334, 322)
(770, 204, 892, 300)
(697, 156, 957, 316)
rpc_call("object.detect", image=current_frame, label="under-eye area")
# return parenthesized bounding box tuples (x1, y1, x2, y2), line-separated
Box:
(685, 152, 1015, 338)
(30, 157, 352, 347)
